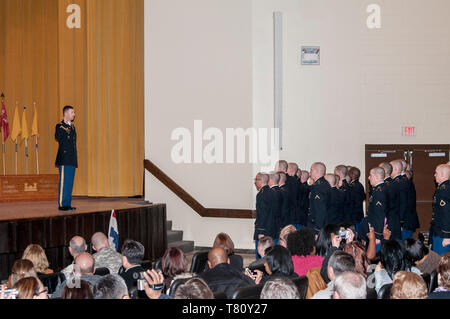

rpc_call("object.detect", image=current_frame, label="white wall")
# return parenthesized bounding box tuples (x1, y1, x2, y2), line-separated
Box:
(145, 0, 450, 249)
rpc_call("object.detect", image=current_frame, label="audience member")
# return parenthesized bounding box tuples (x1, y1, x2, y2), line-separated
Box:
(62, 280, 94, 299)
(390, 271, 427, 299)
(173, 278, 214, 299)
(91, 232, 123, 274)
(311, 251, 355, 299)
(332, 271, 367, 299)
(404, 238, 441, 275)
(93, 274, 130, 299)
(286, 228, 324, 276)
(22, 244, 53, 275)
(252, 245, 298, 285)
(316, 224, 342, 283)
(13, 277, 48, 299)
(208, 232, 243, 272)
(279, 225, 297, 248)
(248, 236, 275, 271)
(199, 248, 254, 298)
(6, 259, 38, 288)
(429, 253, 450, 299)
(343, 241, 370, 279)
(161, 247, 194, 294)
(119, 240, 146, 290)
(61, 236, 87, 279)
(260, 277, 300, 299)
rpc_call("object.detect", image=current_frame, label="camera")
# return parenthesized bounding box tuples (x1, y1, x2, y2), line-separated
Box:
(339, 228, 350, 239)
(136, 272, 165, 291)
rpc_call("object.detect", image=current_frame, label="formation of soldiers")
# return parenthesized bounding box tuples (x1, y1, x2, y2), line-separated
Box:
(253, 159, 450, 255)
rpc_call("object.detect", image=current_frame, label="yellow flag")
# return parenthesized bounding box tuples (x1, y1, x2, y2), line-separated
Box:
(21, 106, 29, 140)
(10, 104, 21, 142)
(31, 104, 38, 136)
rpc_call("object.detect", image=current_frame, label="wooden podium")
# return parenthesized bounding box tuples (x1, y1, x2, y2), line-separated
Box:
(0, 175, 59, 202)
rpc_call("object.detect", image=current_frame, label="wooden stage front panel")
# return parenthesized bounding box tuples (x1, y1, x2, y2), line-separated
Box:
(0, 175, 59, 203)
(0, 198, 167, 281)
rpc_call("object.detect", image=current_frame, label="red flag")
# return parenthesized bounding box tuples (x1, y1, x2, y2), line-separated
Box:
(1, 96, 10, 142)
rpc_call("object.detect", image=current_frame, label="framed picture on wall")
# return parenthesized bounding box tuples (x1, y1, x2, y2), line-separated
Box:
(301, 46, 320, 65)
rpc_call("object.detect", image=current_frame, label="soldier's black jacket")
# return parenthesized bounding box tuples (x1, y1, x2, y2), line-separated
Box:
(285, 175, 299, 225)
(383, 176, 401, 241)
(340, 179, 352, 224)
(55, 121, 78, 167)
(308, 177, 331, 234)
(254, 185, 277, 240)
(279, 184, 290, 229)
(326, 186, 345, 225)
(367, 182, 388, 240)
(406, 177, 420, 231)
(269, 185, 283, 238)
(349, 179, 365, 225)
(294, 177, 308, 225)
(430, 180, 450, 239)
(393, 175, 410, 230)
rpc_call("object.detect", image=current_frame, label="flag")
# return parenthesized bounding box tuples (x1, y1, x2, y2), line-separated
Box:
(1, 97, 10, 142)
(108, 210, 119, 251)
(31, 104, 38, 137)
(10, 104, 21, 143)
(21, 106, 29, 140)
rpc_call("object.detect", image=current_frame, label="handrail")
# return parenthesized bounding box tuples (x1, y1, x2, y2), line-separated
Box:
(144, 160, 255, 219)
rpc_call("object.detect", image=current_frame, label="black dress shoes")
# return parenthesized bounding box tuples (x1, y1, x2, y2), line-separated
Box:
(59, 206, 76, 211)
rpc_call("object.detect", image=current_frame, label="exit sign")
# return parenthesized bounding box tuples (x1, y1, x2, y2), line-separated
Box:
(402, 126, 416, 136)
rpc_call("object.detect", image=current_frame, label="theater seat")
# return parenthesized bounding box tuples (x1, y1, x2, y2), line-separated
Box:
(231, 284, 263, 299)
(366, 288, 377, 299)
(38, 272, 66, 295)
(94, 267, 110, 276)
(291, 276, 308, 299)
(168, 278, 190, 297)
(429, 270, 438, 294)
(154, 258, 162, 272)
(189, 251, 209, 274)
(213, 291, 227, 299)
(377, 283, 392, 299)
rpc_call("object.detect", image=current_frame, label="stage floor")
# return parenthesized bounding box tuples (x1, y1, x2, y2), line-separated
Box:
(0, 197, 156, 221)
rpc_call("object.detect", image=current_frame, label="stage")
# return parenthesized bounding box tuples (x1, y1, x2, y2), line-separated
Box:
(0, 197, 167, 281)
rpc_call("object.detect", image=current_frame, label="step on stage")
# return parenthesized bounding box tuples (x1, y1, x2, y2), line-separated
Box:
(0, 197, 167, 281)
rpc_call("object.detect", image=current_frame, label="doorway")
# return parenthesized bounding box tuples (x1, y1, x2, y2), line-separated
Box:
(365, 144, 450, 233)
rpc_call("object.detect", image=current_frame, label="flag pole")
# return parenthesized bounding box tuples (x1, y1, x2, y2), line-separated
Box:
(33, 101, 39, 175)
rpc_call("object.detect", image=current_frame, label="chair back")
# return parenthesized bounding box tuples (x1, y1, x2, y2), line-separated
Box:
(168, 278, 190, 297)
(189, 251, 209, 274)
(94, 267, 110, 276)
(154, 258, 162, 272)
(231, 284, 263, 299)
(213, 291, 227, 299)
(38, 272, 66, 295)
(377, 283, 393, 299)
(429, 270, 438, 294)
(292, 276, 308, 299)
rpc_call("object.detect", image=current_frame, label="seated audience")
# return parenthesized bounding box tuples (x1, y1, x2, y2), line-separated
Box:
(22, 244, 53, 275)
(173, 278, 214, 299)
(205, 233, 243, 272)
(317, 224, 342, 283)
(374, 240, 421, 292)
(13, 277, 48, 299)
(248, 236, 275, 271)
(279, 225, 297, 248)
(119, 239, 146, 290)
(429, 252, 450, 299)
(62, 280, 94, 299)
(251, 245, 298, 285)
(61, 236, 87, 280)
(161, 247, 194, 294)
(343, 241, 370, 279)
(52, 252, 101, 298)
(286, 228, 324, 276)
(91, 232, 123, 274)
(260, 277, 300, 299)
(199, 248, 254, 298)
(93, 274, 130, 299)
(332, 271, 367, 299)
(404, 238, 441, 275)
(390, 271, 428, 299)
(312, 251, 355, 299)
(6, 259, 38, 288)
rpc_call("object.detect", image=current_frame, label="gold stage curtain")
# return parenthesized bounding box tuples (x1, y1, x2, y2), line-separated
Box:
(0, 0, 144, 197)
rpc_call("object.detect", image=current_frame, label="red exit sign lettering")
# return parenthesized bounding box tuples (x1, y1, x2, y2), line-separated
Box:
(402, 126, 416, 136)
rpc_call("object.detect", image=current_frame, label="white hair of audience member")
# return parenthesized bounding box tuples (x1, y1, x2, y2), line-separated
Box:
(260, 277, 300, 299)
(333, 271, 367, 299)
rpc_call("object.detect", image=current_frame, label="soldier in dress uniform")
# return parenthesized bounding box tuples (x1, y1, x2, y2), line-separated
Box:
(295, 170, 310, 228)
(334, 165, 352, 224)
(287, 163, 301, 228)
(324, 174, 345, 224)
(308, 162, 331, 234)
(430, 164, 450, 255)
(268, 172, 283, 239)
(348, 167, 366, 233)
(278, 172, 290, 229)
(253, 173, 276, 259)
(55, 106, 78, 211)
(378, 162, 401, 240)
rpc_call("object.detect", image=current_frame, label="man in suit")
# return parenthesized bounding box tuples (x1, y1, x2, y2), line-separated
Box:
(366, 167, 388, 253)
(348, 167, 366, 233)
(379, 162, 401, 240)
(268, 172, 283, 239)
(55, 105, 78, 211)
(430, 164, 450, 255)
(334, 165, 352, 224)
(324, 174, 345, 225)
(308, 162, 331, 234)
(254, 173, 276, 259)
(278, 172, 290, 229)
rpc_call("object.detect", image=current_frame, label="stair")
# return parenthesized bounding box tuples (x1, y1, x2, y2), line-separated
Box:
(166, 220, 194, 254)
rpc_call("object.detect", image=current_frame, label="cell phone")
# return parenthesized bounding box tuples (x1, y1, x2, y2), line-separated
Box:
(245, 268, 255, 276)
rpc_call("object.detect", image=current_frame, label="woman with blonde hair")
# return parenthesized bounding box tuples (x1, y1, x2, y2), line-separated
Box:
(390, 271, 428, 299)
(6, 259, 38, 288)
(279, 225, 297, 248)
(22, 244, 53, 274)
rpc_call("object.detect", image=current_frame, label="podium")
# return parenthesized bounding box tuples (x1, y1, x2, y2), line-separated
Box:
(0, 175, 59, 202)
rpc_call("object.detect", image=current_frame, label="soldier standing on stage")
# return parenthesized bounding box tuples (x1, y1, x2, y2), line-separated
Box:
(55, 105, 77, 211)
(278, 172, 290, 229)
(379, 162, 401, 240)
(308, 162, 331, 234)
(268, 172, 283, 238)
(430, 164, 450, 255)
(348, 167, 366, 233)
(334, 165, 352, 224)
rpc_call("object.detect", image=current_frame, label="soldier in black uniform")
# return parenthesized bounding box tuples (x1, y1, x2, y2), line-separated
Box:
(324, 174, 345, 224)
(406, 169, 420, 235)
(55, 105, 78, 211)
(286, 163, 300, 228)
(278, 172, 290, 229)
(348, 167, 365, 233)
(253, 173, 276, 259)
(268, 172, 283, 238)
(334, 165, 352, 224)
(308, 162, 331, 234)
(430, 164, 450, 255)
(296, 170, 310, 228)
(379, 162, 401, 240)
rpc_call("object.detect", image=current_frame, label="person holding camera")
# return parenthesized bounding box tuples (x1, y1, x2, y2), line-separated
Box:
(119, 240, 146, 290)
